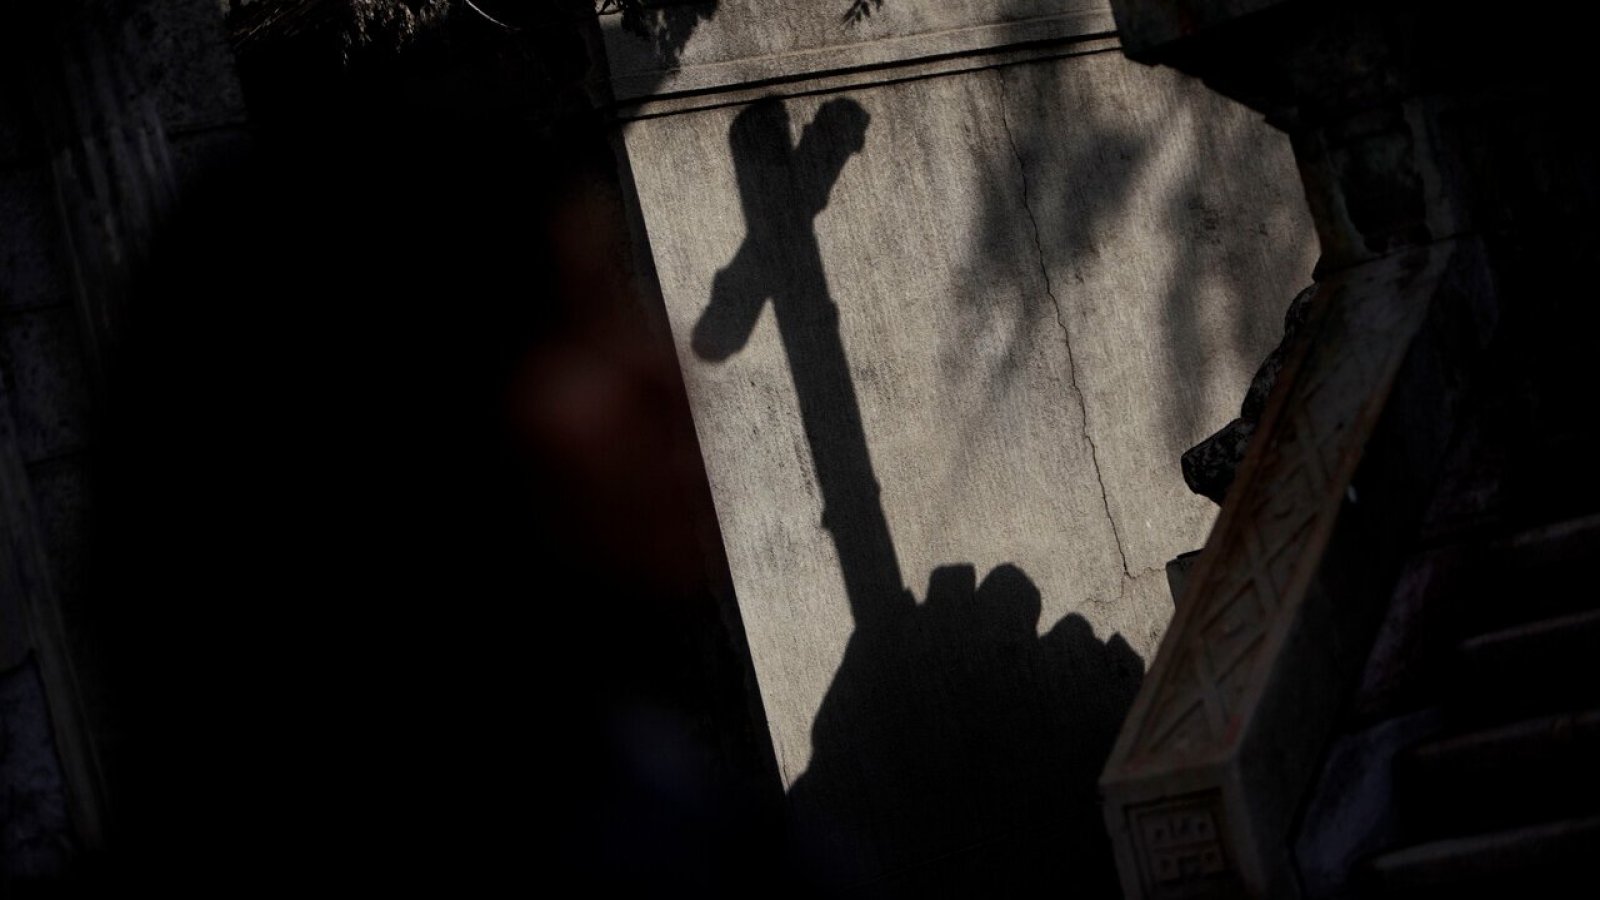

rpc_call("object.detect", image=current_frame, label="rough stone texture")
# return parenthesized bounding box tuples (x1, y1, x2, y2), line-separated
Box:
(26, 456, 92, 628)
(1181, 282, 1316, 503)
(1180, 415, 1254, 502)
(0, 0, 250, 867)
(0, 307, 91, 465)
(0, 659, 76, 882)
(1293, 709, 1444, 899)
(1102, 237, 1494, 898)
(0, 168, 70, 314)
(603, 0, 1113, 97)
(131, 0, 249, 131)
(616, 1, 1315, 886)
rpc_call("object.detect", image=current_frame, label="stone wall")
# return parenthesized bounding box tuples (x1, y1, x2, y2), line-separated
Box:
(0, 0, 250, 878)
(605, 0, 1316, 890)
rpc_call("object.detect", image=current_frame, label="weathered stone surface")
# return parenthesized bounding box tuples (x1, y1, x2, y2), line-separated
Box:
(994, 54, 1314, 582)
(1294, 709, 1444, 899)
(1181, 416, 1252, 502)
(1182, 283, 1316, 503)
(603, 0, 1114, 99)
(0, 658, 75, 881)
(0, 0, 253, 869)
(0, 167, 70, 314)
(1102, 239, 1491, 899)
(26, 456, 91, 625)
(617, 2, 1315, 885)
(0, 306, 91, 464)
(131, 0, 248, 131)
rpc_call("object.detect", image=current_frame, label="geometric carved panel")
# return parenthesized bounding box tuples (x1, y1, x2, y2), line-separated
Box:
(1103, 244, 1456, 899)
(1130, 791, 1238, 899)
(1126, 262, 1430, 764)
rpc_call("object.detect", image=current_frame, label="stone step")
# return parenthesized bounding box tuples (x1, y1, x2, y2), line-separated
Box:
(1459, 514, 1600, 631)
(1498, 512, 1600, 568)
(1451, 608, 1600, 722)
(1366, 815, 1600, 896)
(1396, 708, 1600, 839)
(1506, 432, 1600, 533)
(1353, 513, 1600, 722)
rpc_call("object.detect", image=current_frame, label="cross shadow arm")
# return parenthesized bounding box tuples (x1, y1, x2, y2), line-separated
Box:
(794, 99, 870, 217)
(693, 239, 768, 362)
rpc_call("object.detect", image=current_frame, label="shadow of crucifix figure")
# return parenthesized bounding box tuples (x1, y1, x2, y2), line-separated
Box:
(694, 96, 1141, 895)
(693, 95, 912, 631)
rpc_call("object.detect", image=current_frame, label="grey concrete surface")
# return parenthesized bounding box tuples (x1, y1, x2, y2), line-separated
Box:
(617, 0, 1316, 887)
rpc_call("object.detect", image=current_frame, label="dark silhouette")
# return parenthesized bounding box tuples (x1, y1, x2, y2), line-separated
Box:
(55, 12, 777, 889)
(694, 97, 906, 630)
(696, 96, 1143, 894)
(611, 0, 720, 67)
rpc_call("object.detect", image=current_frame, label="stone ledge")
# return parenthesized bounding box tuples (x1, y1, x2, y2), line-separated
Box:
(615, 36, 1123, 120)
(603, 1, 1115, 104)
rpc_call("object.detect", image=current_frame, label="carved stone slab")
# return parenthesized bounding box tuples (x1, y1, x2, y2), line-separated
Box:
(1102, 242, 1460, 898)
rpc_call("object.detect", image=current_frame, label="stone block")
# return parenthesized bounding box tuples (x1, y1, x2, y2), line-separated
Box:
(26, 455, 91, 626)
(618, 2, 1315, 885)
(0, 306, 92, 463)
(0, 167, 71, 314)
(0, 658, 76, 880)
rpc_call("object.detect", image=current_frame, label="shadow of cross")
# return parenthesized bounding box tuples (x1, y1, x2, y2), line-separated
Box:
(692, 95, 1145, 892)
(693, 95, 914, 631)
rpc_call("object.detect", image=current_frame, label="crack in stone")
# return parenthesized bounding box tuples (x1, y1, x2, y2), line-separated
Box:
(995, 68, 1132, 580)
(1116, 562, 1172, 603)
